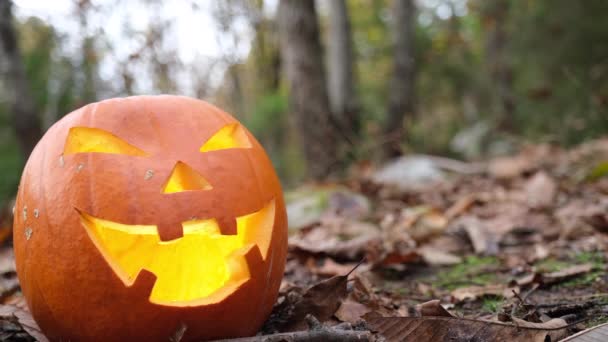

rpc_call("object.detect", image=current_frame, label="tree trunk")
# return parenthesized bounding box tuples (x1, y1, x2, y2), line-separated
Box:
(277, 0, 339, 179)
(384, 0, 416, 158)
(0, 0, 41, 160)
(483, 0, 514, 131)
(327, 0, 358, 136)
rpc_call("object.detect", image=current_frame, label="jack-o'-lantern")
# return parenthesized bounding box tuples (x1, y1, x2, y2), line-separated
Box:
(13, 96, 288, 341)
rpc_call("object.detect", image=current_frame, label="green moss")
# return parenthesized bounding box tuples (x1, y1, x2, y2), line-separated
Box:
(558, 270, 603, 288)
(536, 252, 605, 288)
(481, 296, 504, 313)
(584, 315, 608, 328)
(535, 251, 605, 272)
(586, 161, 608, 181)
(436, 256, 500, 290)
(573, 251, 606, 266)
(535, 258, 572, 273)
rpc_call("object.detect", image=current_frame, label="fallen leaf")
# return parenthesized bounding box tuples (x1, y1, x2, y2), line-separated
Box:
(451, 284, 518, 302)
(404, 207, 448, 243)
(371, 156, 446, 191)
(559, 321, 608, 341)
(327, 190, 371, 220)
(375, 250, 420, 267)
(511, 317, 569, 341)
(305, 258, 361, 277)
(418, 247, 462, 266)
(0, 304, 49, 342)
(289, 220, 381, 261)
(525, 172, 557, 208)
(585, 213, 608, 234)
(455, 216, 499, 255)
(416, 300, 454, 317)
(334, 298, 370, 323)
(0, 248, 16, 275)
(489, 156, 533, 179)
(542, 264, 594, 285)
(335, 275, 386, 323)
(278, 263, 362, 332)
(445, 195, 477, 219)
(364, 314, 568, 342)
(514, 273, 542, 287)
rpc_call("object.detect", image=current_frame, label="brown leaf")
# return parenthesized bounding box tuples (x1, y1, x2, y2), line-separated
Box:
(0, 248, 16, 275)
(542, 264, 594, 285)
(364, 314, 568, 342)
(585, 213, 608, 233)
(489, 156, 533, 179)
(416, 300, 454, 317)
(335, 275, 384, 323)
(280, 273, 351, 331)
(376, 250, 420, 266)
(559, 322, 608, 341)
(289, 220, 381, 261)
(306, 258, 362, 277)
(334, 298, 371, 323)
(418, 247, 462, 266)
(445, 195, 477, 219)
(525, 172, 557, 208)
(511, 317, 569, 341)
(514, 273, 543, 287)
(0, 304, 49, 342)
(454, 216, 499, 255)
(406, 207, 448, 243)
(451, 284, 518, 302)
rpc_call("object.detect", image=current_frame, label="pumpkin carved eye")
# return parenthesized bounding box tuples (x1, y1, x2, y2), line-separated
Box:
(199, 123, 252, 152)
(64, 127, 148, 156)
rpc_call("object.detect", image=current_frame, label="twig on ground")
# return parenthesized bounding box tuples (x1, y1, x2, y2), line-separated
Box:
(212, 314, 372, 342)
(511, 284, 539, 316)
(210, 328, 372, 342)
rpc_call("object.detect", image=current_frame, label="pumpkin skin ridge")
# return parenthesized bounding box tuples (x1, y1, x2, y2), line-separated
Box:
(14, 95, 288, 342)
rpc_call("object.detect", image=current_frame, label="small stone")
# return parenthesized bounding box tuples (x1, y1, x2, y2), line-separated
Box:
(77, 163, 85, 172)
(33, 209, 39, 218)
(59, 155, 65, 167)
(25, 227, 33, 240)
(145, 169, 155, 180)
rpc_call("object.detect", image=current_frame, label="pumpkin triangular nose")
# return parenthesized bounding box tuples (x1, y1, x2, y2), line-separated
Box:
(162, 162, 212, 193)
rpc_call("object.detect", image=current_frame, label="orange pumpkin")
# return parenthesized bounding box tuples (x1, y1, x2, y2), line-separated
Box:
(13, 95, 287, 341)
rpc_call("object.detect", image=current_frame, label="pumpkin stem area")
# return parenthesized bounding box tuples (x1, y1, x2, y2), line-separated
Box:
(77, 201, 275, 305)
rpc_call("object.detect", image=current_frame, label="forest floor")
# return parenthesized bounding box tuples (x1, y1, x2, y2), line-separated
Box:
(1, 139, 608, 341)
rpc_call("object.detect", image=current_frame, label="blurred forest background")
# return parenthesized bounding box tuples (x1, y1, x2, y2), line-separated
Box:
(0, 0, 607, 208)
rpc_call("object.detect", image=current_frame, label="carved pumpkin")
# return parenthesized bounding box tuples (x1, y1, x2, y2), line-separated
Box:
(13, 96, 288, 341)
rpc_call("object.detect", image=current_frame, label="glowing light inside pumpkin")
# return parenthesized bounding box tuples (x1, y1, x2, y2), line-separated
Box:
(162, 162, 212, 194)
(199, 123, 252, 152)
(64, 127, 147, 156)
(78, 201, 275, 305)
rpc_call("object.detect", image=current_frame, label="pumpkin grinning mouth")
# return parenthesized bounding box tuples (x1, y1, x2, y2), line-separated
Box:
(76, 200, 275, 306)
